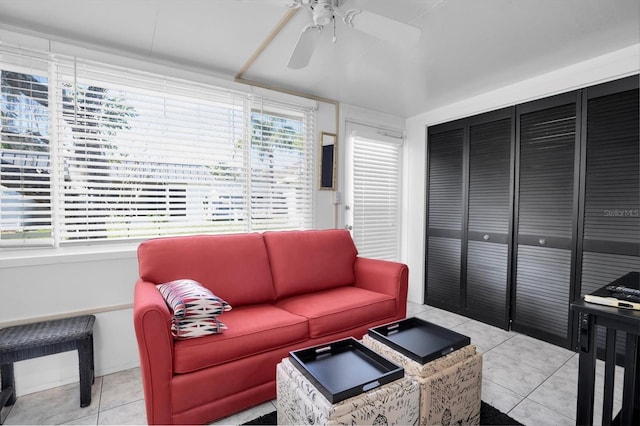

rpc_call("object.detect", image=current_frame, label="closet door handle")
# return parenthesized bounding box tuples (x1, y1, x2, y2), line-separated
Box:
(483, 234, 490, 241)
(538, 238, 547, 246)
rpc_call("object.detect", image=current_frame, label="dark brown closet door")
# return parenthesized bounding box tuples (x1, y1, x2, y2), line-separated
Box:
(579, 77, 640, 291)
(425, 124, 464, 311)
(464, 110, 514, 329)
(512, 92, 579, 347)
(575, 76, 640, 356)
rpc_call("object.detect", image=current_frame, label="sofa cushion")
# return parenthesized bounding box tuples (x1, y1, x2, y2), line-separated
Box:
(263, 229, 358, 299)
(275, 286, 397, 338)
(173, 304, 308, 374)
(138, 233, 276, 307)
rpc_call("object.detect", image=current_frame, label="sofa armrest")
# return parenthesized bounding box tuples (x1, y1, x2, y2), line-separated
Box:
(354, 257, 408, 318)
(133, 279, 175, 424)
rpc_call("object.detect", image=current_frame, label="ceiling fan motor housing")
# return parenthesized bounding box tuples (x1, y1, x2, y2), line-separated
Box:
(312, 0, 337, 26)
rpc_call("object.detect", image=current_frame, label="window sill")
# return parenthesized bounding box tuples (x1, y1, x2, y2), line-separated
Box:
(0, 243, 139, 268)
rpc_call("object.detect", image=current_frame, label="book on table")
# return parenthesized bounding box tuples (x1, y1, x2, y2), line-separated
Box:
(583, 271, 640, 311)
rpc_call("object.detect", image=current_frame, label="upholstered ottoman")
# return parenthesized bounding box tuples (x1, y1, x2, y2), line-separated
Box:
(276, 357, 419, 425)
(362, 332, 482, 426)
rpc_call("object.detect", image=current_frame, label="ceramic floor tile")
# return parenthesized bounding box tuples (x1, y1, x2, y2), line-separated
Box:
(546, 353, 627, 423)
(97, 399, 146, 425)
(64, 413, 99, 425)
(451, 319, 516, 353)
(406, 301, 428, 317)
(209, 401, 276, 425)
(488, 333, 575, 376)
(482, 351, 549, 396)
(551, 353, 579, 383)
(481, 378, 524, 414)
(528, 371, 577, 419)
(414, 307, 471, 329)
(552, 353, 625, 403)
(4, 377, 102, 425)
(99, 367, 144, 412)
(508, 398, 574, 426)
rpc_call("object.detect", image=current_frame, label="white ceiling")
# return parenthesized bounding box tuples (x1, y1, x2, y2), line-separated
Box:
(0, 0, 638, 118)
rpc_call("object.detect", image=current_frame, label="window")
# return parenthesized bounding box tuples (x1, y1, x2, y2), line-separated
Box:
(250, 101, 313, 230)
(345, 122, 403, 261)
(0, 45, 314, 247)
(0, 54, 52, 245)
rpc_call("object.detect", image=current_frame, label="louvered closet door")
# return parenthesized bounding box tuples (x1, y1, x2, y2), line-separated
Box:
(513, 92, 579, 346)
(465, 111, 514, 328)
(426, 125, 464, 311)
(577, 77, 640, 356)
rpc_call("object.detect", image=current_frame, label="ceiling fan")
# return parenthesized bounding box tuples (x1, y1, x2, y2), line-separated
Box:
(283, 0, 423, 69)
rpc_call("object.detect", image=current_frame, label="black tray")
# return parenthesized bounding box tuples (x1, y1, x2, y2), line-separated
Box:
(368, 317, 470, 364)
(289, 337, 404, 404)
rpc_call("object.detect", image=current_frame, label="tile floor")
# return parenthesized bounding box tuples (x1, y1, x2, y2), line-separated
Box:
(1, 301, 626, 425)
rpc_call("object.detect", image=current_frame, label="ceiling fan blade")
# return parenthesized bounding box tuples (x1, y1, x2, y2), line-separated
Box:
(287, 26, 322, 69)
(346, 10, 422, 45)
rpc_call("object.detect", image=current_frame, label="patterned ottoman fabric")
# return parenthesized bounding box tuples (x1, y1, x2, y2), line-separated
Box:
(362, 335, 482, 426)
(276, 357, 420, 425)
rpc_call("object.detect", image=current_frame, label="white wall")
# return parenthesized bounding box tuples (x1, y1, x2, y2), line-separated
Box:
(314, 102, 339, 230)
(0, 251, 140, 395)
(403, 44, 640, 304)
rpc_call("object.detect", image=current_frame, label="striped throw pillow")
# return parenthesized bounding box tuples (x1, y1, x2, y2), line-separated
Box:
(171, 317, 228, 339)
(157, 279, 231, 319)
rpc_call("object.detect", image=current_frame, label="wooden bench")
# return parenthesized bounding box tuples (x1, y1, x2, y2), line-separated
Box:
(0, 315, 95, 424)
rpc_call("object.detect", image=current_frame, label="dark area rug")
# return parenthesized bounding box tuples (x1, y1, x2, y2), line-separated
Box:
(243, 401, 523, 425)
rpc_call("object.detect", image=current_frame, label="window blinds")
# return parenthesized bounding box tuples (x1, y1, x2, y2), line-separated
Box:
(250, 98, 313, 231)
(352, 134, 402, 261)
(0, 45, 314, 247)
(0, 47, 53, 246)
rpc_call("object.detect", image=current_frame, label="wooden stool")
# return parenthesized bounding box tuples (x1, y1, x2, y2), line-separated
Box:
(0, 315, 95, 424)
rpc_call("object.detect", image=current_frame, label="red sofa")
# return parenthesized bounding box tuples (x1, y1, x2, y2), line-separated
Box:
(133, 229, 408, 424)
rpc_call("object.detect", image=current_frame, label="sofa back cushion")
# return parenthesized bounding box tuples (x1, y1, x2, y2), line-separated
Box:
(263, 229, 358, 299)
(137, 233, 276, 307)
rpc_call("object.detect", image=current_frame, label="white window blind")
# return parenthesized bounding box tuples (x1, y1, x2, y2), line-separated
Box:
(249, 98, 313, 230)
(0, 44, 314, 247)
(0, 47, 53, 246)
(351, 129, 402, 261)
(53, 57, 251, 241)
